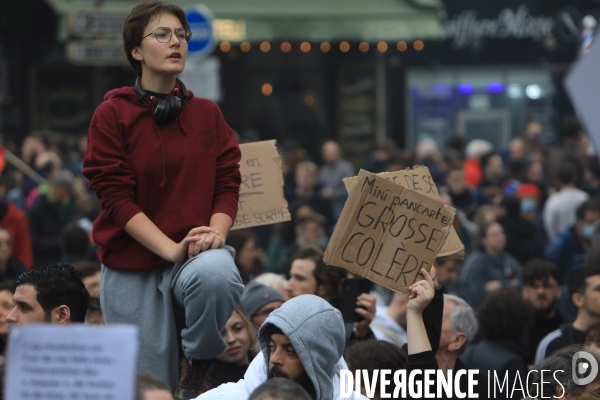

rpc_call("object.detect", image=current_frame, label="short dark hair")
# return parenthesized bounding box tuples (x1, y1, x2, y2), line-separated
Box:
(292, 246, 346, 299)
(15, 263, 90, 323)
(500, 195, 521, 217)
(0, 279, 17, 295)
(135, 371, 171, 400)
(345, 341, 407, 391)
(260, 324, 284, 347)
(568, 266, 600, 300)
(61, 223, 90, 258)
(249, 378, 311, 400)
(523, 259, 561, 286)
(87, 296, 102, 315)
(556, 162, 578, 185)
(576, 199, 600, 220)
(478, 289, 533, 341)
(123, 1, 190, 77)
(480, 151, 500, 171)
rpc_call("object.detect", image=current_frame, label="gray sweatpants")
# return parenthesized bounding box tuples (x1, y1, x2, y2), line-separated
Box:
(100, 246, 244, 391)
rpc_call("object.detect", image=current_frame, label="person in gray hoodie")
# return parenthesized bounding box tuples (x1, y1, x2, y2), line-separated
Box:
(194, 294, 361, 400)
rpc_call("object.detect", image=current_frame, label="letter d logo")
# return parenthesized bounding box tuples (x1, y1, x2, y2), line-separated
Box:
(573, 351, 599, 385)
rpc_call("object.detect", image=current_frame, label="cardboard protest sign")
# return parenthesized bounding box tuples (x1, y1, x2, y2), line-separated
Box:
(5, 324, 138, 400)
(325, 169, 455, 294)
(232, 140, 291, 230)
(343, 166, 465, 259)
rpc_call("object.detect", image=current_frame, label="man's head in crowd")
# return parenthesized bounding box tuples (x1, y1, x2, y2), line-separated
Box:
(61, 224, 91, 263)
(568, 267, 600, 323)
(258, 295, 346, 400)
(135, 371, 173, 400)
(7, 263, 89, 324)
(242, 281, 285, 333)
(74, 261, 101, 298)
(345, 340, 407, 399)
(295, 162, 318, 191)
(575, 200, 600, 244)
(480, 152, 504, 181)
(556, 162, 579, 190)
(285, 246, 345, 302)
(509, 137, 529, 162)
(249, 378, 311, 400)
(522, 259, 562, 315)
(49, 169, 74, 204)
(478, 221, 506, 257)
(529, 344, 600, 399)
(321, 141, 341, 165)
(478, 289, 533, 342)
(294, 213, 327, 248)
(433, 256, 462, 287)
(522, 121, 543, 144)
(445, 163, 468, 196)
(438, 294, 477, 358)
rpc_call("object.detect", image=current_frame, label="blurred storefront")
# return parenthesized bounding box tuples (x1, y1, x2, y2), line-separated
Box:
(2, 0, 599, 167)
(14, 0, 446, 168)
(405, 0, 600, 151)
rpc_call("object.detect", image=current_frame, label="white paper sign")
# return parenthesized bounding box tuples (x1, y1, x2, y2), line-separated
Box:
(5, 324, 139, 400)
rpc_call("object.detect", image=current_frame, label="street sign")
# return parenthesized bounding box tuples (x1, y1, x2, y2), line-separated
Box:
(186, 4, 216, 58)
(66, 41, 126, 66)
(69, 11, 128, 36)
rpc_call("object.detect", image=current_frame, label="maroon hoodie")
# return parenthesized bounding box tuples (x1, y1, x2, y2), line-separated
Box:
(83, 82, 241, 271)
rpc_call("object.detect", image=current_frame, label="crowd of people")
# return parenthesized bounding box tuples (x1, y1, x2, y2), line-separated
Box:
(1, 1, 600, 400)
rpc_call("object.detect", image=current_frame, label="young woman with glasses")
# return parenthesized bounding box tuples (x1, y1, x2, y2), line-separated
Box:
(82, 2, 243, 396)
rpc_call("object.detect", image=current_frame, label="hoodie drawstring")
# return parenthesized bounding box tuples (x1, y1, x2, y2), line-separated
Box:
(177, 118, 188, 136)
(152, 119, 167, 188)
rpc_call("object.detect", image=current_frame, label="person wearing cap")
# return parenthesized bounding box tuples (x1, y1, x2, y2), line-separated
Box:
(241, 281, 285, 333)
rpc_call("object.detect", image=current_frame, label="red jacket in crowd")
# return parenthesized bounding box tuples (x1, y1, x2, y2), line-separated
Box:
(0, 201, 33, 269)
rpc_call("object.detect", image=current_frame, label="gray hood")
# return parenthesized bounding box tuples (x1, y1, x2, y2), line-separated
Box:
(258, 295, 345, 400)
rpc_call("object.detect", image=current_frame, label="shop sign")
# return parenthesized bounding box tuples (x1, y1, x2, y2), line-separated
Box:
(66, 41, 126, 65)
(444, 5, 555, 48)
(69, 11, 128, 36)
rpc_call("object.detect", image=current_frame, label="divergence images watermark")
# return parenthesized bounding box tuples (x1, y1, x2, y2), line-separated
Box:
(340, 351, 599, 399)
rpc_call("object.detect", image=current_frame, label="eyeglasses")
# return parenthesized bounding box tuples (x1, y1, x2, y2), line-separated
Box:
(142, 27, 192, 44)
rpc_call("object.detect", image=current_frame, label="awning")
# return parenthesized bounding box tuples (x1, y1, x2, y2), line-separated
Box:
(45, 0, 444, 43)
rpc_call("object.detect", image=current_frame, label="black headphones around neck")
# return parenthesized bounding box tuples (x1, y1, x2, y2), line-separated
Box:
(134, 78, 189, 123)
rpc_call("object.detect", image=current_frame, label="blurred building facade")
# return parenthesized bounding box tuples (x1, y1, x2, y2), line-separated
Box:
(1, 0, 599, 166)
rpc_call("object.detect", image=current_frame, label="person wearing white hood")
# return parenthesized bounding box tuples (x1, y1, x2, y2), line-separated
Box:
(194, 294, 362, 400)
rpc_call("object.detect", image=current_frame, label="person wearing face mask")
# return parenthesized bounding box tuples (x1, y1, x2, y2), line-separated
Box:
(176, 305, 258, 400)
(545, 200, 600, 284)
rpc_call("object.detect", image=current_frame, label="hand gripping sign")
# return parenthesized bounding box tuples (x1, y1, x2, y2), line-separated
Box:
(325, 169, 456, 294)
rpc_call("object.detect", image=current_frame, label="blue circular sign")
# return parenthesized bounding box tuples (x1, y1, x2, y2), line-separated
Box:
(186, 5, 215, 58)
